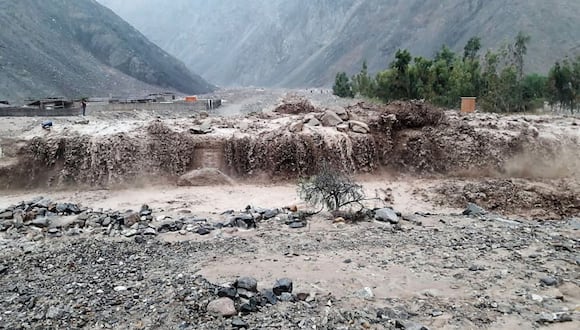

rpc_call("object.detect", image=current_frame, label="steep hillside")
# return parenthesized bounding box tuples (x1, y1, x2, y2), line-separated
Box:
(0, 0, 213, 102)
(98, 0, 580, 88)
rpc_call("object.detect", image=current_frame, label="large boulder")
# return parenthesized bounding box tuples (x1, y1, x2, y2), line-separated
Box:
(321, 110, 343, 127)
(349, 120, 370, 134)
(207, 298, 237, 317)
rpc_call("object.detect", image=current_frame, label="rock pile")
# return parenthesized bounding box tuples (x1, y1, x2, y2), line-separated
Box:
(288, 107, 371, 134)
(0, 199, 312, 240)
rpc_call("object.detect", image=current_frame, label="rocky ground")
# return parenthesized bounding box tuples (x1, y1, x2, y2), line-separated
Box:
(0, 89, 579, 329)
(0, 192, 578, 329)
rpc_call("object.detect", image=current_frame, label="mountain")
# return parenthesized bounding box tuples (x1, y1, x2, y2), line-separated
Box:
(98, 0, 580, 88)
(0, 0, 213, 102)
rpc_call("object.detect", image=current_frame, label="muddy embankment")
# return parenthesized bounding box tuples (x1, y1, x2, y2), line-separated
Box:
(0, 101, 578, 190)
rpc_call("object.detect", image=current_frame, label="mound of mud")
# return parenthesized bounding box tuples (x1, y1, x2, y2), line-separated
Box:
(0, 121, 200, 188)
(348, 100, 446, 129)
(434, 179, 580, 219)
(225, 131, 379, 178)
(177, 168, 235, 186)
(274, 94, 318, 114)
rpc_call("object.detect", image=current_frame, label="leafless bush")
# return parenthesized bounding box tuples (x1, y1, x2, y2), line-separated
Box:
(298, 163, 366, 211)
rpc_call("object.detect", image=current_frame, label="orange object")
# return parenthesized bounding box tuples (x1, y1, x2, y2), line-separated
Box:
(185, 96, 198, 102)
(461, 97, 476, 113)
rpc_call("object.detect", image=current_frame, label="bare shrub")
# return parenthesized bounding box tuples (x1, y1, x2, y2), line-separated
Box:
(298, 163, 366, 211)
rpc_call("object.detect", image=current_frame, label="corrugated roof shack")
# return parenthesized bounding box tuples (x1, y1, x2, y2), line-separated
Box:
(0, 98, 82, 117)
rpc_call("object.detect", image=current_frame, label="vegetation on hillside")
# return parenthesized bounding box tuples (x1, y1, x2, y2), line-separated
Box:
(334, 33, 580, 113)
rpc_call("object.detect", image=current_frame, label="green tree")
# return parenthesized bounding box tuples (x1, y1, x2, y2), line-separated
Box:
(409, 56, 433, 99)
(352, 61, 375, 97)
(547, 58, 579, 113)
(333, 72, 355, 98)
(511, 32, 531, 80)
(390, 49, 412, 99)
(463, 36, 481, 61)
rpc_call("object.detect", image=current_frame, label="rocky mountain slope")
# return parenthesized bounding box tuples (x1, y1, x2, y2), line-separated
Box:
(0, 0, 213, 102)
(98, 0, 580, 88)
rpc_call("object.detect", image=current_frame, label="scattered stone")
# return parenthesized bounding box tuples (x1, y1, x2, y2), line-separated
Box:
(273, 278, 293, 295)
(333, 107, 349, 121)
(123, 229, 138, 237)
(240, 299, 258, 314)
(143, 227, 157, 236)
(124, 213, 140, 227)
(336, 123, 349, 132)
(0, 211, 13, 219)
(356, 287, 374, 300)
(289, 121, 304, 133)
(278, 292, 294, 302)
(375, 208, 399, 224)
(348, 120, 370, 134)
(45, 306, 61, 319)
(321, 110, 343, 127)
(344, 258, 352, 264)
(30, 217, 50, 228)
(288, 221, 306, 229)
(197, 227, 211, 235)
(305, 117, 321, 127)
(469, 265, 486, 271)
(530, 294, 544, 302)
(261, 289, 277, 305)
(395, 320, 430, 330)
(235, 277, 258, 292)
(462, 203, 486, 216)
(218, 287, 237, 299)
(431, 310, 443, 317)
(231, 318, 249, 329)
(207, 298, 237, 317)
(540, 276, 558, 286)
(114, 286, 128, 292)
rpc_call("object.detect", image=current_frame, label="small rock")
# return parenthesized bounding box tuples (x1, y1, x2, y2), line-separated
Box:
(0, 211, 13, 219)
(540, 276, 558, 286)
(261, 289, 277, 305)
(235, 277, 258, 292)
(462, 203, 486, 216)
(263, 209, 279, 220)
(356, 287, 374, 300)
(143, 227, 157, 236)
(349, 120, 370, 134)
(124, 212, 140, 227)
(45, 306, 61, 319)
(289, 221, 306, 229)
(207, 298, 237, 317)
(231, 318, 249, 329)
(31, 217, 50, 228)
(240, 299, 258, 314)
(336, 123, 349, 132)
(469, 265, 486, 271)
(196, 227, 211, 235)
(344, 259, 352, 264)
(375, 208, 399, 224)
(431, 310, 443, 317)
(218, 286, 237, 299)
(289, 121, 304, 133)
(395, 320, 430, 330)
(531, 294, 544, 302)
(114, 286, 128, 292)
(305, 117, 321, 127)
(124, 229, 138, 237)
(278, 292, 294, 302)
(237, 288, 255, 299)
(47, 228, 59, 235)
(273, 278, 293, 295)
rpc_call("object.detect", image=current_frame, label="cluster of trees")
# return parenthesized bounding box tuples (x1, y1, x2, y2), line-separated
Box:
(333, 33, 580, 113)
